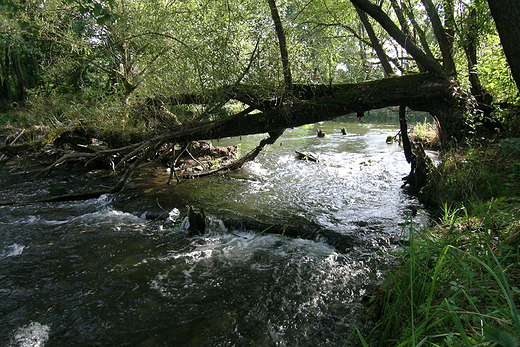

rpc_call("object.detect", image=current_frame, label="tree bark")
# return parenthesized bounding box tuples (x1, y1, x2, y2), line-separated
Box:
(389, 0, 427, 72)
(443, 0, 455, 48)
(464, 8, 484, 99)
(402, 0, 435, 60)
(11, 50, 26, 103)
(0, 48, 13, 101)
(399, 103, 414, 164)
(267, 0, 292, 91)
(182, 73, 451, 143)
(487, 0, 520, 93)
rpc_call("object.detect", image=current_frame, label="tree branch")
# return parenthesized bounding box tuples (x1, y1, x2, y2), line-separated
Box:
(349, 0, 444, 75)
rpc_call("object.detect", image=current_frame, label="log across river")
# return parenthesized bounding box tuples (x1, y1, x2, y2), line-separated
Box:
(0, 119, 432, 346)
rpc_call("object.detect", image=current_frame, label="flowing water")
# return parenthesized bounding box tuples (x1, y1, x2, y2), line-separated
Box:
(0, 119, 430, 346)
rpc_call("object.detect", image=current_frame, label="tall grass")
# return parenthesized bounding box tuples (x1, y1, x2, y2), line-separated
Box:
(368, 204, 520, 346)
(1, 90, 131, 130)
(424, 141, 520, 208)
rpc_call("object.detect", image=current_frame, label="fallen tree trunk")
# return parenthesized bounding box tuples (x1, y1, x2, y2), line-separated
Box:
(0, 73, 453, 195)
(217, 73, 451, 141)
(221, 218, 364, 253)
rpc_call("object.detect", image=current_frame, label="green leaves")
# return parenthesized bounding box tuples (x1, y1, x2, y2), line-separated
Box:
(499, 138, 520, 155)
(484, 326, 520, 347)
(73, 0, 118, 25)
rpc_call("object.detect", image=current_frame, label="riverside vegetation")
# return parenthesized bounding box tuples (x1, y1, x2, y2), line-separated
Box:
(357, 119, 520, 346)
(3, 0, 520, 345)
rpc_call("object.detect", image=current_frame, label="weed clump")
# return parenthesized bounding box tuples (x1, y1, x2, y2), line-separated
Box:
(422, 140, 520, 208)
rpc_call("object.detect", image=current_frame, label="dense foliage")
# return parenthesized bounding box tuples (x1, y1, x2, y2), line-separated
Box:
(0, 0, 518, 129)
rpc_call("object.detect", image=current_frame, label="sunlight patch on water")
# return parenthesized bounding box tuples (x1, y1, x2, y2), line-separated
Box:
(9, 322, 50, 347)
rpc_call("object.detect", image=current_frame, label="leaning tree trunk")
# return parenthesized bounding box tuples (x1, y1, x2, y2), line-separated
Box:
(355, 6, 395, 77)
(349, 0, 443, 75)
(487, 0, 520, 93)
(421, 0, 456, 74)
(390, 0, 427, 72)
(402, 0, 435, 61)
(267, 0, 292, 92)
(350, 0, 468, 147)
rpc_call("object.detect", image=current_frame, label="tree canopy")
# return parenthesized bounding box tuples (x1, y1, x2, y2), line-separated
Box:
(1, 0, 516, 106)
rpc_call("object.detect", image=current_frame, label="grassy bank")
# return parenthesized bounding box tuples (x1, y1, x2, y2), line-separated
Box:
(364, 139, 520, 346)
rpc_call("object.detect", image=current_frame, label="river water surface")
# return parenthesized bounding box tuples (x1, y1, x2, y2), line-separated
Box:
(0, 120, 429, 346)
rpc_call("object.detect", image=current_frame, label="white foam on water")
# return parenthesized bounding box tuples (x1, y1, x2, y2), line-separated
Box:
(149, 231, 365, 306)
(72, 207, 144, 227)
(167, 208, 181, 221)
(9, 322, 50, 347)
(96, 194, 112, 203)
(1, 243, 25, 258)
(244, 161, 269, 176)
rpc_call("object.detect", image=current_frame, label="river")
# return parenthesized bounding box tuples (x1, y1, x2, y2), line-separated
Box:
(0, 119, 430, 346)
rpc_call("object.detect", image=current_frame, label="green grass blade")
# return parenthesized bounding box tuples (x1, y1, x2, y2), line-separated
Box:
(489, 247, 520, 338)
(424, 245, 449, 321)
(251, 224, 276, 240)
(445, 298, 472, 346)
(449, 245, 520, 337)
(355, 328, 370, 347)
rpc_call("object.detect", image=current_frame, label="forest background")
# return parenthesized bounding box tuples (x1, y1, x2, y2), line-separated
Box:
(1, 0, 520, 345)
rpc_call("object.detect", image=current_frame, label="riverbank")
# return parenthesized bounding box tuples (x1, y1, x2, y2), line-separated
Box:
(364, 139, 520, 346)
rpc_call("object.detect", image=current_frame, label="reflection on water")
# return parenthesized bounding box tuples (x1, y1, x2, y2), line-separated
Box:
(0, 120, 429, 346)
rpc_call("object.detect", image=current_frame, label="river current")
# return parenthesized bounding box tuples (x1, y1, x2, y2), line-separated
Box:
(0, 119, 429, 346)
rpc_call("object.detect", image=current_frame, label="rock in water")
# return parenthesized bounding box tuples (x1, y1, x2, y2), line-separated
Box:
(187, 205, 205, 235)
